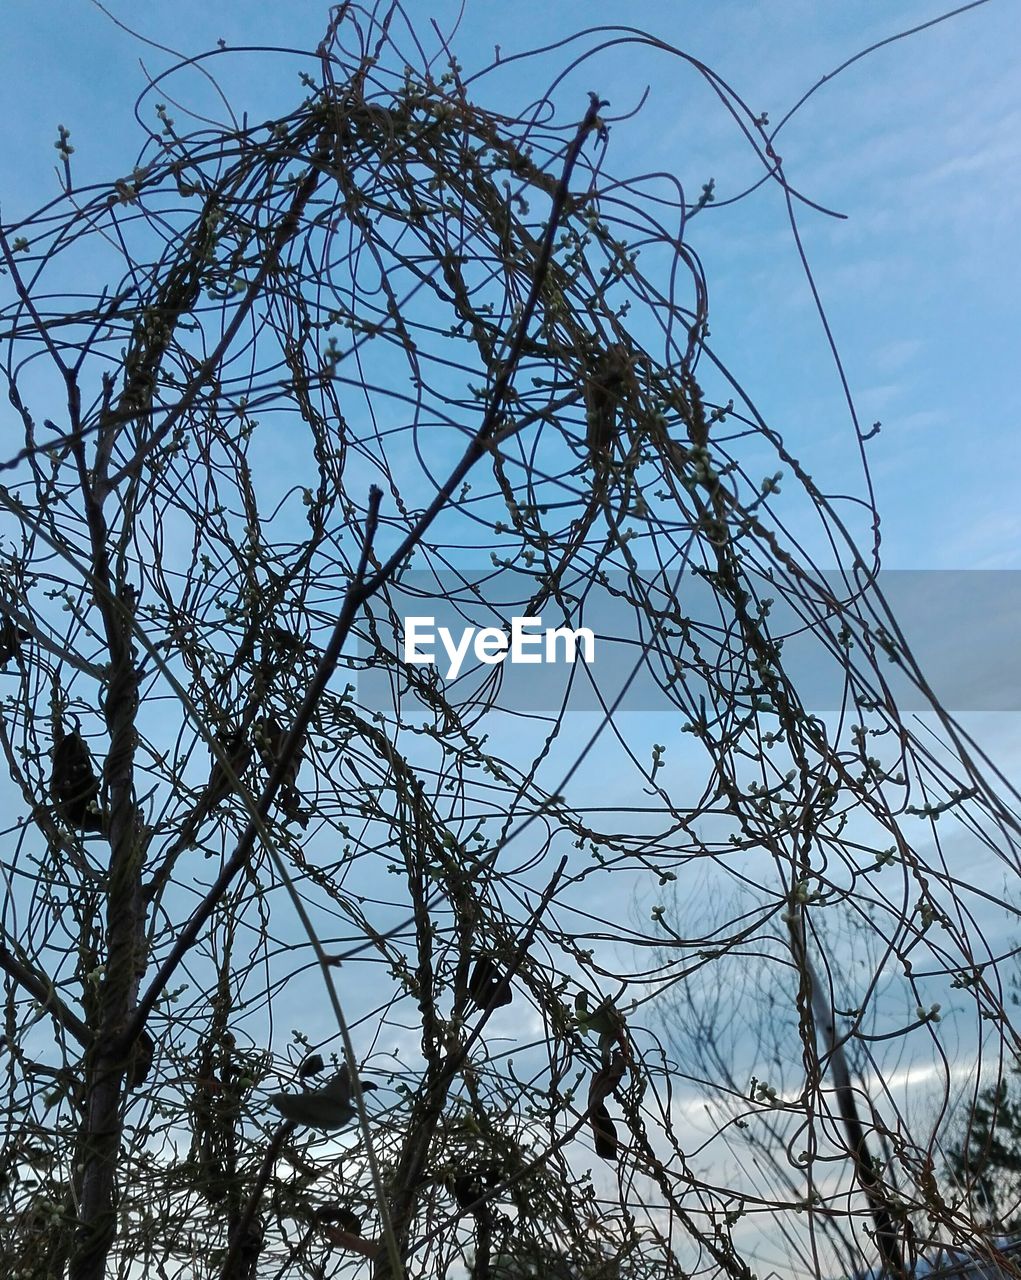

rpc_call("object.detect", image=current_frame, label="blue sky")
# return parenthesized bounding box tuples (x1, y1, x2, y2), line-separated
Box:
(2, 0, 1019, 570)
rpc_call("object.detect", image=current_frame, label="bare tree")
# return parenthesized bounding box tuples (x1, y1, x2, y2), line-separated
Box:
(0, 5, 1018, 1280)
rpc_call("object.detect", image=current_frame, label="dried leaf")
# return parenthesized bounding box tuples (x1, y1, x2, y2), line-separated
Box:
(205, 728, 253, 807)
(128, 1029, 155, 1090)
(451, 1161, 502, 1210)
(588, 1051, 626, 1162)
(254, 714, 306, 825)
(0, 617, 28, 668)
(269, 1064, 376, 1130)
(298, 1052, 325, 1080)
(315, 1205, 362, 1235)
(468, 957, 512, 1011)
(591, 1103, 618, 1162)
(50, 728, 103, 832)
(584, 344, 634, 468)
(588, 1051, 626, 1108)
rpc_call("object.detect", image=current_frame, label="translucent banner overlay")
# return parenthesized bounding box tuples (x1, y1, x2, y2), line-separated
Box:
(353, 570, 1021, 714)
